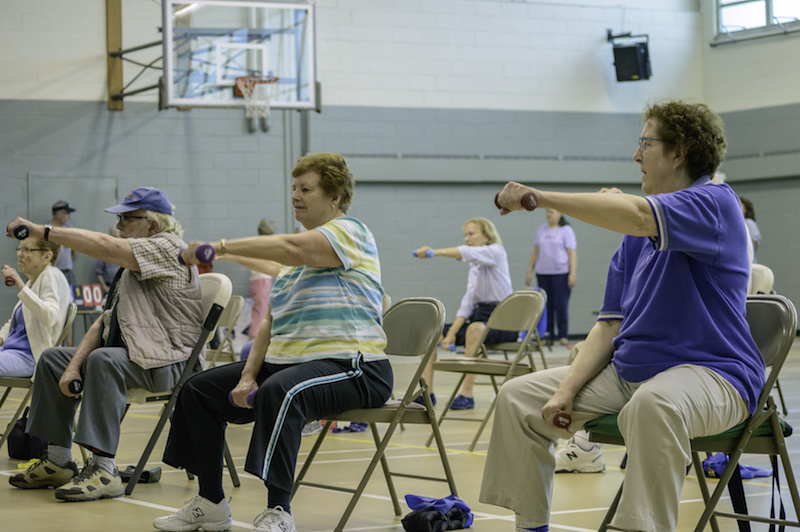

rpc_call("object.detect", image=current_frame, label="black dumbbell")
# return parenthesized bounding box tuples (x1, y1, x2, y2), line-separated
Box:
(68, 379, 83, 394)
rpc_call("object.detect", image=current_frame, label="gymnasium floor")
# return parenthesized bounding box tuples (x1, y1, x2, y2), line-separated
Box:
(1, 343, 799, 532)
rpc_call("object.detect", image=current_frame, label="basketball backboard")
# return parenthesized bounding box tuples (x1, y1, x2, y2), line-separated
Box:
(161, 0, 317, 111)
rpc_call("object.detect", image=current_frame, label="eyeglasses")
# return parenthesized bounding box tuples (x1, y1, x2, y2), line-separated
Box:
(638, 136, 664, 151)
(116, 214, 148, 226)
(16, 247, 48, 255)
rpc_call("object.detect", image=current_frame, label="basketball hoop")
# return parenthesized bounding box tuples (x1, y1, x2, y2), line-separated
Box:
(235, 75, 280, 119)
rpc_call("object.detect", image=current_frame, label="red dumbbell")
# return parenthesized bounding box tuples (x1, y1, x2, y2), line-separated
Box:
(553, 410, 572, 430)
(494, 192, 538, 211)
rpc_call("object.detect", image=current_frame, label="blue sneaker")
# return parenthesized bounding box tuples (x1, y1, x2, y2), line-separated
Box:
(450, 395, 475, 410)
(413, 393, 436, 406)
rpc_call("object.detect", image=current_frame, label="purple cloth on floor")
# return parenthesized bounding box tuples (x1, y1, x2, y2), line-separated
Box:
(332, 422, 368, 433)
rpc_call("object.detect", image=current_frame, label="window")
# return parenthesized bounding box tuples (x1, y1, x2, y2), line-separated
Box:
(714, 0, 800, 45)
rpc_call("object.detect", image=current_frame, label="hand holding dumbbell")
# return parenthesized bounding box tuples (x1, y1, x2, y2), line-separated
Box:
(412, 249, 434, 258)
(12, 225, 30, 240)
(68, 379, 83, 394)
(553, 410, 572, 430)
(228, 389, 257, 408)
(178, 244, 216, 265)
(2, 265, 20, 288)
(494, 191, 539, 212)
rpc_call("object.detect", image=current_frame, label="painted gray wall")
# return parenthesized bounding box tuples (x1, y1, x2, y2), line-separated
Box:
(1, 100, 797, 337)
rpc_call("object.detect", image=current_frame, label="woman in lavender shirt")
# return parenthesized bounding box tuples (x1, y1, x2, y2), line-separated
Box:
(413, 217, 516, 410)
(525, 209, 577, 347)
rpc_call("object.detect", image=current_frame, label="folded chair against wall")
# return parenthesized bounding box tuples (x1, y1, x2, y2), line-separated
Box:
(204, 294, 244, 367)
(427, 289, 547, 452)
(0, 302, 76, 453)
(586, 294, 798, 532)
(292, 297, 457, 532)
(123, 273, 235, 495)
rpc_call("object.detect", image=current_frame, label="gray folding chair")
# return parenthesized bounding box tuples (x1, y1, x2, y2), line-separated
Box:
(292, 297, 458, 532)
(586, 294, 798, 532)
(204, 294, 244, 367)
(123, 273, 237, 495)
(0, 302, 76, 453)
(428, 289, 547, 451)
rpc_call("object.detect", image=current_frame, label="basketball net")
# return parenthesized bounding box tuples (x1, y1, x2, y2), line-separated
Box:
(236, 76, 279, 119)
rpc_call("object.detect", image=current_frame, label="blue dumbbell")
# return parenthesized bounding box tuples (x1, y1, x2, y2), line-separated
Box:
(412, 249, 434, 258)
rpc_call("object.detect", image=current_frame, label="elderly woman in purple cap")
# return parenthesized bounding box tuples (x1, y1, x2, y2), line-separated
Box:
(5, 187, 204, 504)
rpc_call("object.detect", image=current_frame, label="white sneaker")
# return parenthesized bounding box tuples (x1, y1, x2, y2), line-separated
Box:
(253, 506, 297, 532)
(555, 438, 605, 473)
(153, 496, 233, 532)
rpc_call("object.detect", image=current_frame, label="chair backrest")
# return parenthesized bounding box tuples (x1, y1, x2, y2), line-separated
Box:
(485, 289, 547, 333)
(382, 297, 445, 359)
(212, 294, 244, 341)
(199, 273, 234, 337)
(749, 264, 775, 295)
(383, 297, 445, 405)
(745, 294, 797, 409)
(55, 303, 77, 347)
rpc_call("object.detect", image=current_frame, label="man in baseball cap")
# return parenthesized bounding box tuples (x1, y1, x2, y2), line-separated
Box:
(6, 186, 202, 503)
(47, 200, 78, 286)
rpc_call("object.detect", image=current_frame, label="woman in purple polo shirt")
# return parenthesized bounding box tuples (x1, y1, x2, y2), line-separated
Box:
(482, 100, 764, 532)
(525, 209, 577, 347)
(413, 217, 516, 411)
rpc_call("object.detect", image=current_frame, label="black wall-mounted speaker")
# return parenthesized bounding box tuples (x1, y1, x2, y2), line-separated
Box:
(613, 43, 651, 82)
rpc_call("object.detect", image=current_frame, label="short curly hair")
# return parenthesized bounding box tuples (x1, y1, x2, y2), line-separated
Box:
(291, 153, 354, 213)
(644, 101, 727, 182)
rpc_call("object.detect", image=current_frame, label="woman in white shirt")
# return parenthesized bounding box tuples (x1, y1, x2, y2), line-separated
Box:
(0, 237, 71, 377)
(414, 217, 515, 410)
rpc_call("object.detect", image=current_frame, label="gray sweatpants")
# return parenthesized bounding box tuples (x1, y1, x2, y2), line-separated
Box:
(27, 346, 185, 455)
(479, 363, 748, 532)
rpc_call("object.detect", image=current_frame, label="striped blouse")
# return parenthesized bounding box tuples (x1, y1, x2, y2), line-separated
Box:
(265, 217, 387, 364)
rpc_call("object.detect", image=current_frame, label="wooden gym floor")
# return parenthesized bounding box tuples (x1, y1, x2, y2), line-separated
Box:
(2, 343, 799, 532)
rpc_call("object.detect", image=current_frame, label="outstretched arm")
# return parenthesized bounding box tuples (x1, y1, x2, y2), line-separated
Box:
(183, 230, 342, 269)
(413, 245, 463, 260)
(6, 218, 141, 271)
(495, 182, 657, 237)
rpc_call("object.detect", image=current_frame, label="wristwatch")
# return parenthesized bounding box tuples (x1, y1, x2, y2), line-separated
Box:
(43, 224, 54, 241)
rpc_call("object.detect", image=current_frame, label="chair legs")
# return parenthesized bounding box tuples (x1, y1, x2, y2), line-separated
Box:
(293, 414, 458, 532)
(425, 373, 466, 447)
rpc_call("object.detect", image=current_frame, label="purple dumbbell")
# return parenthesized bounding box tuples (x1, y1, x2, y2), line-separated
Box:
(494, 191, 538, 211)
(178, 244, 216, 265)
(447, 344, 456, 352)
(412, 249, 435, 258)
(228, 389, 257, 408)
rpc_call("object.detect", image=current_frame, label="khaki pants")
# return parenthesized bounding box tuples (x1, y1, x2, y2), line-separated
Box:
(479, 363, 748, 532)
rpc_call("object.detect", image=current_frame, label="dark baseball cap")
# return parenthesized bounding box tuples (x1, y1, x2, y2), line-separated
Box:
(105, 187, 174, 215)
(52, 200, 76, 213)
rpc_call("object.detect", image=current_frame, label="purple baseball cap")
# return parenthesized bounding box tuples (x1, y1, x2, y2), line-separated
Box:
(105, 187, 173, 215)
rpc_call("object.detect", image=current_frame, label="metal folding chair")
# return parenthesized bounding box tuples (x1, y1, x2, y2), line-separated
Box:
(0, 302, 76, 453)
(291, 297, 458, 532)
(427, 289, 547, 451)
(204, 295, 244, 367)
(586, 294, 798, 532)
(123, 273, 238, 495)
